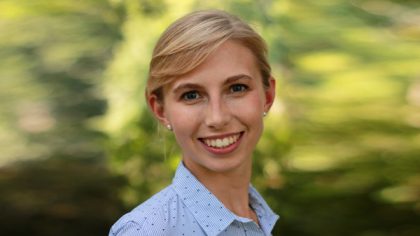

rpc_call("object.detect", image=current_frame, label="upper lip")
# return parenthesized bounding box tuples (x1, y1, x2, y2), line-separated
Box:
(198, 131, 244, 140)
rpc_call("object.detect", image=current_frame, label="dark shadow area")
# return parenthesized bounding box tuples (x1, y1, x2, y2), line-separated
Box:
(0, 158, 127, 236)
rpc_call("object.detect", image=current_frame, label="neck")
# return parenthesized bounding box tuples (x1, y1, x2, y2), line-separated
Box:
(186, 161, 254, 219)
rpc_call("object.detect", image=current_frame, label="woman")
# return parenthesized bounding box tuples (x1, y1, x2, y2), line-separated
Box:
(110, 9, 278, 236)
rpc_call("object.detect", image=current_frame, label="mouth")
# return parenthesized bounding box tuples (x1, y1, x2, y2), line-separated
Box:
(198, 132, 244, 149)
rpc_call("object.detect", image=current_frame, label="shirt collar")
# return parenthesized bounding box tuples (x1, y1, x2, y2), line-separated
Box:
(171, 162, 236, 236)
(171, 162, 279, 236)
(249, 184, 280, 235)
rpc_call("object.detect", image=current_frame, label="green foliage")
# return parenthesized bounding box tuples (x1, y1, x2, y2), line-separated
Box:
(103, 0, 420, 235)
(0, 0, 124, 235)
(1, 0, 420, 235)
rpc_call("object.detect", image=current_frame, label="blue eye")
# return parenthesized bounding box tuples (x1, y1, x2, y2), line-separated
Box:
(230, 84, 248, 93)
(181, 91, 200, 101)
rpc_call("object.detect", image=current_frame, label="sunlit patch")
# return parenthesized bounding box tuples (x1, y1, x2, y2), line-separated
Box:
(379, 185, 418, 203)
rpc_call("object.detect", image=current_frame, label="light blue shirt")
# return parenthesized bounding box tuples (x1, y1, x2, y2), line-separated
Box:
(109, 162, 279, 236)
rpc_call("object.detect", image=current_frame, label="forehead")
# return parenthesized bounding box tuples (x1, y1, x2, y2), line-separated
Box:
(169, 40, 260, 88)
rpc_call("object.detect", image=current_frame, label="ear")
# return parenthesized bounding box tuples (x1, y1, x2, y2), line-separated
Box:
(264, 77, 276, 112)
(147, 93, 170, 127)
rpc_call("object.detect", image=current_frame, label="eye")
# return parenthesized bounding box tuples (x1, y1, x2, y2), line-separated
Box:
(181, 91, 201, 101)
(230, 84, 248, 93)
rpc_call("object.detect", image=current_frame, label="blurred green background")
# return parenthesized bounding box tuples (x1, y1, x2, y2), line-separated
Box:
(1, 0, 419, 235)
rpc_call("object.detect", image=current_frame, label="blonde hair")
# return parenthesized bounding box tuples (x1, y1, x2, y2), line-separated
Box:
(146, 9, 271, 100)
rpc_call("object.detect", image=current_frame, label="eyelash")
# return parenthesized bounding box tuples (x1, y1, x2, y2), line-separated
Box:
(179, 84, 249, 102)
(181, 91, 201, 101)
(230, 84, 249, 93)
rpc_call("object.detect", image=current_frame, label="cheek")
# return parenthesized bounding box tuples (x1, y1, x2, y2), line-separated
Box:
(230, 92, 265, 118)
(170, 115, 192, 149)
(166, 105, 200, 138)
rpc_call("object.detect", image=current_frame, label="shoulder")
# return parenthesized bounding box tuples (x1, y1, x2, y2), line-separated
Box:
(109, 185, 181, 236)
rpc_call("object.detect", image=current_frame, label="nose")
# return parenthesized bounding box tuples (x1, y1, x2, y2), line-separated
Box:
(204, 96, 231, 129)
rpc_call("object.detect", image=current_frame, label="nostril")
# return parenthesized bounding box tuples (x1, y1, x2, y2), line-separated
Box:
(204, 104, 232, 129)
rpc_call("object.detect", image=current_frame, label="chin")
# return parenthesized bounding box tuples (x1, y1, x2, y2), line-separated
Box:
(200, 157, 250, 174)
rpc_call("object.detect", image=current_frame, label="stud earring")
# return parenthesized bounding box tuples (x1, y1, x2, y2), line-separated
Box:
(263, 112, 267, 117)
(166, 124, 172, 131)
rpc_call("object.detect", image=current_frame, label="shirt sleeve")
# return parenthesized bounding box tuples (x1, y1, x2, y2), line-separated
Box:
(109, 221, 148, 236)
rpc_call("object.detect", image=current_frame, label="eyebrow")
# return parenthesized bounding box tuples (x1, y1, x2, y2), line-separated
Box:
(172, 74, 253, 94)
(225, 74, 253, 83)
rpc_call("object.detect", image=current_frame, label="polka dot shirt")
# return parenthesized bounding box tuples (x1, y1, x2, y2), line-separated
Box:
(109, 162, 279, 236)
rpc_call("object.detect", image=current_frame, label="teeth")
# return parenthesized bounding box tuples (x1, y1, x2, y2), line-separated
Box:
(202, 134, 240, 149)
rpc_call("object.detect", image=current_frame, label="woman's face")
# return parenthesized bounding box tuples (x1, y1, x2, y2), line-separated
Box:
(150, 40, 275, 176)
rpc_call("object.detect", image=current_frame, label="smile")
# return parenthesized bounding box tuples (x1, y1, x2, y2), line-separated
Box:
(199, 132, 242, 149)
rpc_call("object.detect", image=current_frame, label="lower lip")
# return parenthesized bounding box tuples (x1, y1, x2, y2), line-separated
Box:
(199, 133, 243, 155)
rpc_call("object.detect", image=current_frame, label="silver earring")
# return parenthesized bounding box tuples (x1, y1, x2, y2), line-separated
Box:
(166, 124, 172, 131)
(263, 112, 267, 117)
